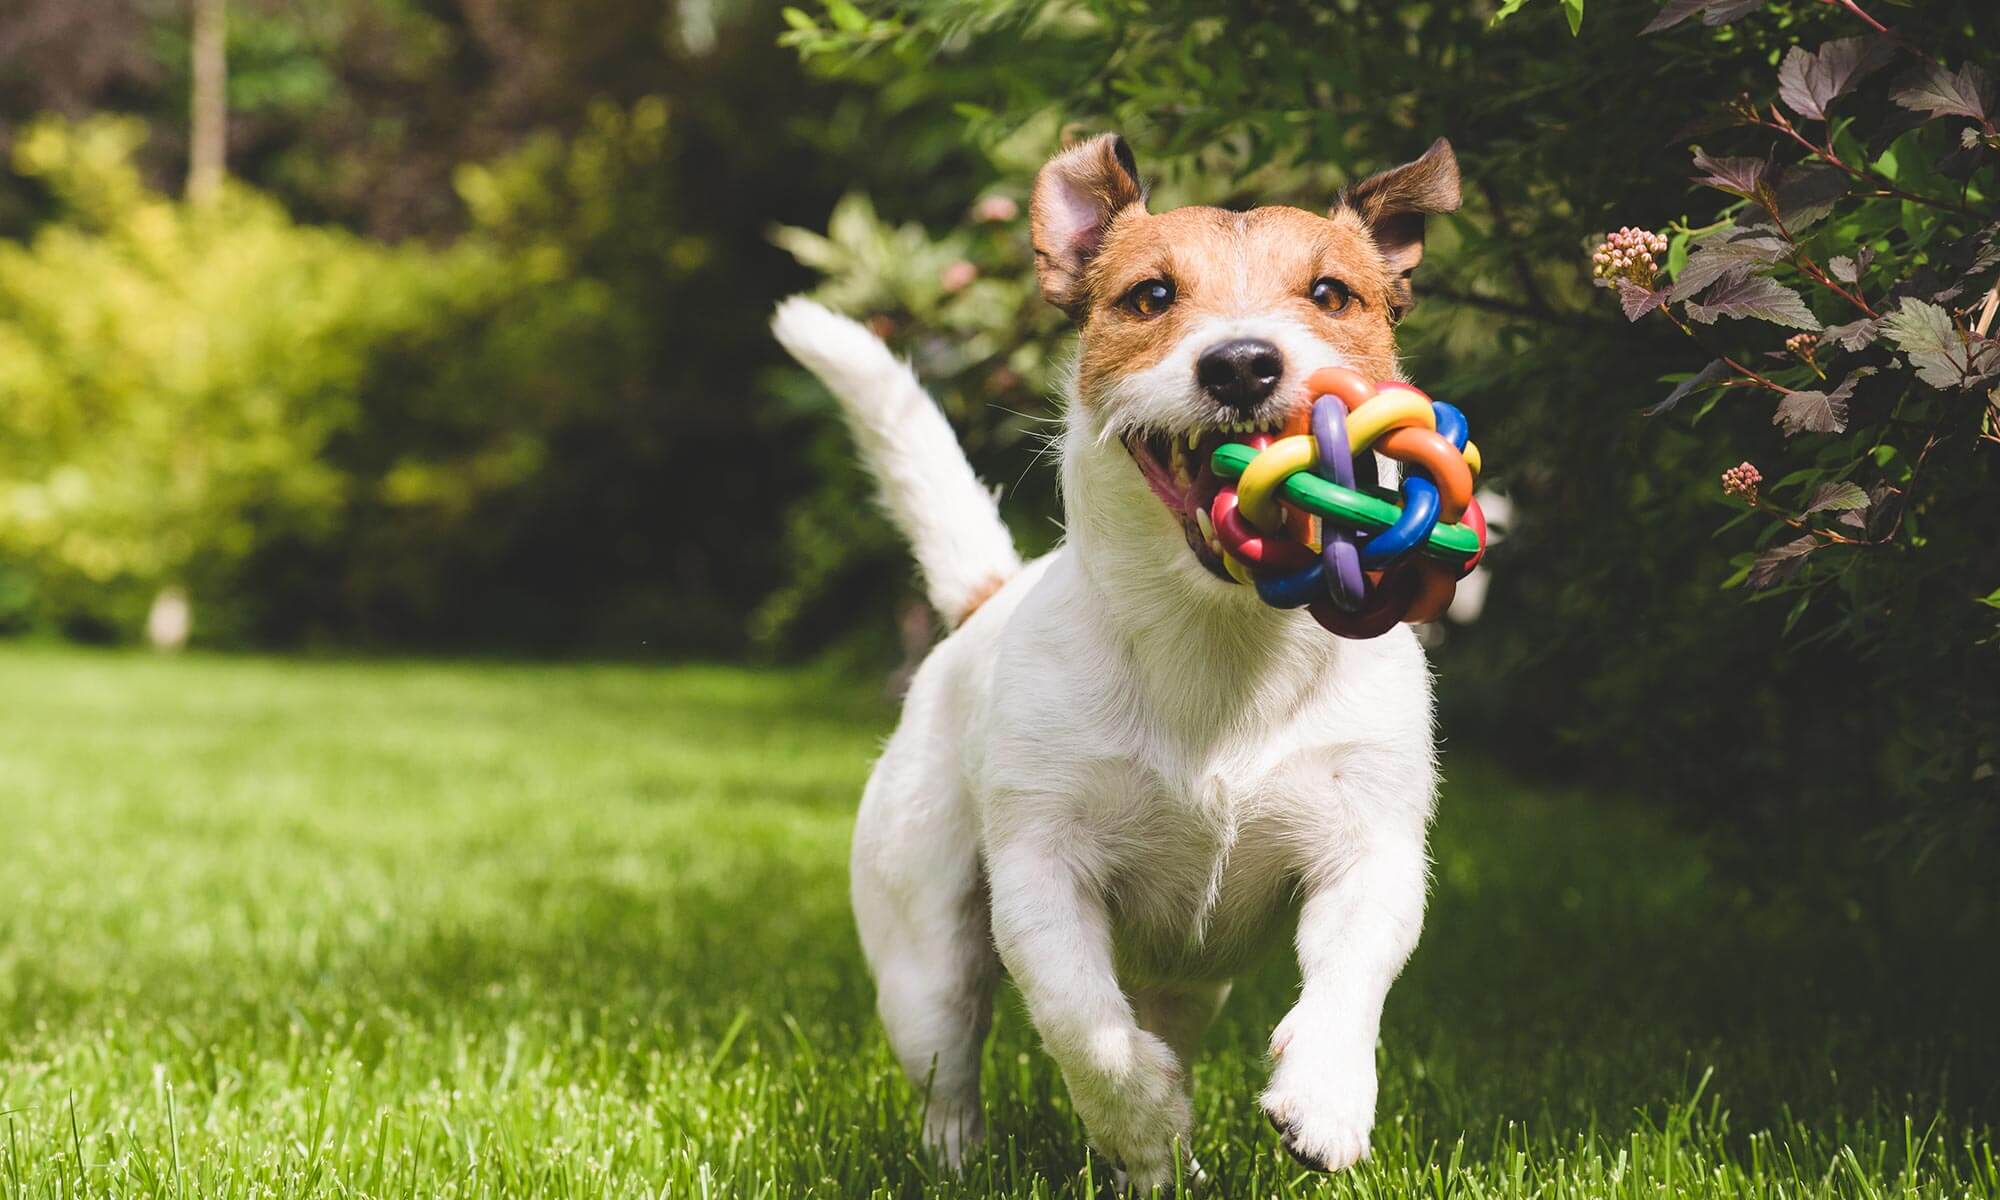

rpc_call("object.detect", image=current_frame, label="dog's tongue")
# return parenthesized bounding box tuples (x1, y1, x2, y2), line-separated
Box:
(1131, 444, 1187, 513)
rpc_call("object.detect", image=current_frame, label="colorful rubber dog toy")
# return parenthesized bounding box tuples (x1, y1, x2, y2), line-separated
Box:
(1207, 366, 1488, 639)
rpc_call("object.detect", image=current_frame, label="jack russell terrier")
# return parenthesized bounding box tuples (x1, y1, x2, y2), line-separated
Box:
(772, 131, 1461, 1190)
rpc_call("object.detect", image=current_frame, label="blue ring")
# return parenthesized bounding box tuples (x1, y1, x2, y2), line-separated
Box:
(1255, 560, 1325, 609)
(1432, 401, 1469, 452)
(1359, 474, 1442, 568)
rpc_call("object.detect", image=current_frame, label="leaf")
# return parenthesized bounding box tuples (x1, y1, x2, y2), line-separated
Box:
(1748, 536, 1817, 590)
(1883, 298, 2000, 389)
(1821, 317, 1881, 351)
(1772, 372, 1861, 435)
(1690, 147, 1770, 200)
(1644, 358, 1728, 416)
(1618, 279, 1666, 320)
(1686, 271, 1821, 330)
(1641, 0, 1710, 33)
(1753, 163, 1848, 231)
(1562, 0, 1584, 35)
(1777, 37, 1893, 122)
(1699, 0, 1766, 23)
(1804, 481, 1868, 513)
(1668, 234, 1786, 302)
(1489, 0, 1532, 23)
(1891, 61, 1995, 123)
(1827, 255, 1857, 282)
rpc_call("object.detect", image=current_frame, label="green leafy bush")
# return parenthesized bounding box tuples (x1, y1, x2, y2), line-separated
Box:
(774, 0, 1998, 863)
(0, 116, 512, 638)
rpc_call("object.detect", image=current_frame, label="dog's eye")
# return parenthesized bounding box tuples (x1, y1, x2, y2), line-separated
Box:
(1309, 277, 1354, 313)
(1121, 278, 1175, 318)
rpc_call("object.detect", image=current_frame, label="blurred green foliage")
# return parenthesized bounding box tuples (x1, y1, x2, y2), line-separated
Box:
(0, 0, 971, 653)
(0, 0, 1993, 866)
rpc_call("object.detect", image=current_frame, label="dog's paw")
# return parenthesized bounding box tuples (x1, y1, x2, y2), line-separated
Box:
(1258, 1011, 1377, 1173)
(1064, 1026, 1192, 1191)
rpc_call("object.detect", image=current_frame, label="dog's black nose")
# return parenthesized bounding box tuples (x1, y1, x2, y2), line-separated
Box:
(1195, 339, 1283, 413)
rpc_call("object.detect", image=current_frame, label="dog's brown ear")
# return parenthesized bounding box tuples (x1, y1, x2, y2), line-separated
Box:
(1030, 133, 1146, 316)
(1337, 138, 1461, 317)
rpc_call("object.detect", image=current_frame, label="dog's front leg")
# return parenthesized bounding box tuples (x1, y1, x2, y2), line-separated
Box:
(1261, 827, 1427, 1172)
(987, 838, 1191, 1190)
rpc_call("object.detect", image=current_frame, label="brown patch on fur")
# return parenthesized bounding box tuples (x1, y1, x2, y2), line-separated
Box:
(1335, 138, 1461, 318)
(952, 572, 1010, 627)
(1072, 205, 1403, 403)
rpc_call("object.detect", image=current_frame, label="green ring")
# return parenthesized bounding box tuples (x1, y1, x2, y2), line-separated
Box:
(1209, 442, 1479, 566)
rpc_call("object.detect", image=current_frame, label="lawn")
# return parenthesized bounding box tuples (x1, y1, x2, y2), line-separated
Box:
(0, 645, 1992, 1198)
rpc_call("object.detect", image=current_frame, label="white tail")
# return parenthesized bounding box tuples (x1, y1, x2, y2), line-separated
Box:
(771, 296, 1022, 625)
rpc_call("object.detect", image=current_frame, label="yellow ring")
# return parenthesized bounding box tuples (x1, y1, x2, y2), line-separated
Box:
(1345, 390, 1436, 453)
(1223, 551, 1256, 586)
(1462, 441, 1482, 480)
(1235, 435, 1318, 532)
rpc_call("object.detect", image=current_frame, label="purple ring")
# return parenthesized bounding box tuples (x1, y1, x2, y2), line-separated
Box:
(1310, 397, 1369, 609)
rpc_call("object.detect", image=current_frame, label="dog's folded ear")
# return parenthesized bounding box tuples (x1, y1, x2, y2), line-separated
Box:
(1031, 133, 1147, 316)
(1337, 138, 1461, 319)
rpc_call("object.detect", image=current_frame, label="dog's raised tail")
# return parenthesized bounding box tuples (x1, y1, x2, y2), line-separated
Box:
(771, 296, 1022, 626)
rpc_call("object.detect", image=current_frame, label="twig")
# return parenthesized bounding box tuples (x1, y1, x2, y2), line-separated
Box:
(1765, 200, 1879, 317)
(1664, 308, 1795, 395)
(1818, 0, 1889, 35)
(1975, 284, 1999, 338)
(1757, 106, 1982, 219)
(1752, 500, 1871, 545)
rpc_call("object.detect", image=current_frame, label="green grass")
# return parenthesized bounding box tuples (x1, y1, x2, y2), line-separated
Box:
(0, 645, 1992, 1198)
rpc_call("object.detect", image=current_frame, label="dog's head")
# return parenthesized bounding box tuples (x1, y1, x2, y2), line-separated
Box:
(1034, 134, 1459, 597)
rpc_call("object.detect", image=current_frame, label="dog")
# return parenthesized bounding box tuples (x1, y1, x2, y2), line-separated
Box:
(771, 131, 1460, 1190)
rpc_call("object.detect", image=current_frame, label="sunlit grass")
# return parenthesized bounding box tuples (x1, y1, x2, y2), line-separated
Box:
(0, 645, 1991, 1197)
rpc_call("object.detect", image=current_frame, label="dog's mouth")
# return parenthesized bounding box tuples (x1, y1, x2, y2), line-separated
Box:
(1121, 420, 1289, 580)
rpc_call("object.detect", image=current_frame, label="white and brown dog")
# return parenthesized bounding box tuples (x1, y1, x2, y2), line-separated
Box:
(772, 132, 1460, 1189)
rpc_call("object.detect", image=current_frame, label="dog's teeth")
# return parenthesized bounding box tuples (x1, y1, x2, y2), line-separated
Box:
(1186, 430, 1200, 450)
(1195, 508, 1214, 539)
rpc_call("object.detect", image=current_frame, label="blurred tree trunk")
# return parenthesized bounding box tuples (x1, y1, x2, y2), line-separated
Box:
(188, 0, 225, 203)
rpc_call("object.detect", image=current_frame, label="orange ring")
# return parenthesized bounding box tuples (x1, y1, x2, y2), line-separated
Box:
(1305, 366, 1376, 412)
(1375, 426, 1474, 522)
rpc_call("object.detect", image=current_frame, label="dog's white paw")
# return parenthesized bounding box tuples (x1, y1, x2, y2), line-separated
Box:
(1259, 1010, 1377, 1173)
(1064, 1026, 1192, 1191)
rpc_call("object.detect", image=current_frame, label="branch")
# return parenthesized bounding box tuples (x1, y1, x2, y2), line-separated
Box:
(1818, 0, 1889, 35)
(1428, 286, 1611, 331)
(1757, 106, 1982, 220)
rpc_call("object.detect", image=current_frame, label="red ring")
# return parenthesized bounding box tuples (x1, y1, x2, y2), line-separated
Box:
(1404, 561, 1459, 624)
(1211, 488, 1316, 572)
(1308, 567, 1417, 639)
(1459, 495, 1489, 575)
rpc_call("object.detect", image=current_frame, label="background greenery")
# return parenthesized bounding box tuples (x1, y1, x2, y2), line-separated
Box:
(0, 1, 1995, 1191)
(5, 0, 1993, 871)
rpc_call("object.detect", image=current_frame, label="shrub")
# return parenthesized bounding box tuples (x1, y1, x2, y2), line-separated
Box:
(774, 0, 1998, 863)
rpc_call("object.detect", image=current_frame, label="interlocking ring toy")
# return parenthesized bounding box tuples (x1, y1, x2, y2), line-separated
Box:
(1207, 367, 1489, 640)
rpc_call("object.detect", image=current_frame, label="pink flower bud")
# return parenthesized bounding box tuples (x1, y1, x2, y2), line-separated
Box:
(972, 195, 1020, 223)
(940, 260, 978, 292)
